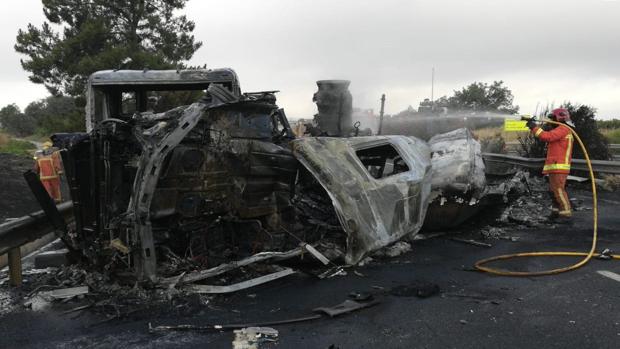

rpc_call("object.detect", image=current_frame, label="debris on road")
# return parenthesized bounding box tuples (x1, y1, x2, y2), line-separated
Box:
(372, 241, 412, 258)
(163, 248, 303, 286)
(232, 327, 279, 349)
(389, 281, 440, 298)
(39, 286, 89, 300)
(33, 248, 71, 268)
(313, 299, 378, 317)
(448, 237, 493, 248)
(596, 248, 613, 260)
(480, 226, 505, 240)
(183, 268, 295, 294)
(148, 298, 378, 333)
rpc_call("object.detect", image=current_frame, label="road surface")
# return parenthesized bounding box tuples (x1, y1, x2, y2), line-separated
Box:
(1, 188, 619, 349)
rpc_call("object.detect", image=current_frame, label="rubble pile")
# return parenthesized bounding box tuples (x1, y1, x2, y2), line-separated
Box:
(494, 174, 551, 227)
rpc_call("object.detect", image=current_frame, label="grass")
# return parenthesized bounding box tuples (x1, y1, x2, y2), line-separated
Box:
(600, 128, 620, 144)
(0, 132, 36, 157)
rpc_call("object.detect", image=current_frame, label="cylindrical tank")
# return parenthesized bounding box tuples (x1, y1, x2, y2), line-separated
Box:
(312, 80, 353, 136)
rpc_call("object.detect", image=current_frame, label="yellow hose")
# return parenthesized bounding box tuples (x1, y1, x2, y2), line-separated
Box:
(475, 120, 620, 276)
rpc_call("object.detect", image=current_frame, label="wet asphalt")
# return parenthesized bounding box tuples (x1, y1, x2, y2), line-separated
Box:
(1, 189, 619, 349)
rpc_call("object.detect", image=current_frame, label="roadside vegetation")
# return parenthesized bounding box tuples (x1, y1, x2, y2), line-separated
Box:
(0, 132, 35, 157)
(598, 119, 620, 144)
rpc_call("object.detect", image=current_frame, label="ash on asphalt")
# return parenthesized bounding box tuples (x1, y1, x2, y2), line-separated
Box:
(1, 188, 619, 349)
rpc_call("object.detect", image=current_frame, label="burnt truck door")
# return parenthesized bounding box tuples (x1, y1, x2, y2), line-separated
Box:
(291, 136, 432, 264)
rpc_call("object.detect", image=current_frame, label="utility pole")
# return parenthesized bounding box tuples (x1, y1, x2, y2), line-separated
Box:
(431, 67, 435, 110)
(378, 93, 386, 135)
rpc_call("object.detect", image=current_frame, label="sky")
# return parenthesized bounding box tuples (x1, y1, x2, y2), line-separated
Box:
(1, 0, 619, 119)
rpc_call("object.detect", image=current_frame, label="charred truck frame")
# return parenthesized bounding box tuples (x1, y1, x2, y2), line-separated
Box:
(55, 69, 302, 281)
(51, 68, 493, 284)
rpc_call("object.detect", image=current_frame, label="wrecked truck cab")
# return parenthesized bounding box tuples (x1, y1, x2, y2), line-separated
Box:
(84, 68, 241, 132)
(55, 68, 299, 282)
(292, 136, 432, 264)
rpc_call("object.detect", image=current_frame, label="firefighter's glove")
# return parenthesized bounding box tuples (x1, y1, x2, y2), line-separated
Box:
(526, 119, 537, 130)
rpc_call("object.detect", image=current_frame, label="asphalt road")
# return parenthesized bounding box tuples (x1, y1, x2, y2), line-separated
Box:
(1, 189, 619, 349)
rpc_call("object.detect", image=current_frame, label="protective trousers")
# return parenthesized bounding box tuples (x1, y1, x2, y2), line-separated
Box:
(42, 178, 62, 203)
(549, 173, 571, 217)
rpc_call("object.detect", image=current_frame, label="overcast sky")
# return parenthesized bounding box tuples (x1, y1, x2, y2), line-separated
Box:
(1, 0, 619, 118)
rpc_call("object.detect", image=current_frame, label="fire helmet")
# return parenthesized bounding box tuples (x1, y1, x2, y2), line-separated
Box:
(43, 141, 53, 149)
(551, 108, 570, 122)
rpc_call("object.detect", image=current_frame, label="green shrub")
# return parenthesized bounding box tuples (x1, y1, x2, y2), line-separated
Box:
(603, 128, 620, 144)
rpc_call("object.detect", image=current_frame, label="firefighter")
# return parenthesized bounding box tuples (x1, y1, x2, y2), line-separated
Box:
(33, 141, 63, 203)
(526, 108, 574, 221)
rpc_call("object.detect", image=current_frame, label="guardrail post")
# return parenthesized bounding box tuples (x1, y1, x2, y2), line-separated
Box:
(7, 247, 22, 286)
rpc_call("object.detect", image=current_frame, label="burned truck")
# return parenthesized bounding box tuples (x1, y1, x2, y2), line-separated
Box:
(53, 69, 434, 283)
(54, 69, 301, 281)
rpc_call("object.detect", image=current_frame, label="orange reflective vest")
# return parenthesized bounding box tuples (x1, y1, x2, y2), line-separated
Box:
(532, 125, 573, 174)
(34, 151, 63, 180)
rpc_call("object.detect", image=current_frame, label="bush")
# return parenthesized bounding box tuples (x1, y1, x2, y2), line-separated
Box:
(476, 130, 507, 153)
(518, 131, 547, 158)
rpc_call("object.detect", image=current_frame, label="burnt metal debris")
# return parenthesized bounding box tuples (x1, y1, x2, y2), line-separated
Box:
(39, 67, 521, 290)
(292, 135, 431, 264)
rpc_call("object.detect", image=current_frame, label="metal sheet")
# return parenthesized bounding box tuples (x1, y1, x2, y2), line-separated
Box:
(292, 136, 432, 264)
(183, 268, 296, 294)
(428, 128, 486, 195)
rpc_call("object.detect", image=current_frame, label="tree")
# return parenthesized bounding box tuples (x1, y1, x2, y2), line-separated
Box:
(563, 103, 610, 160)
(0, 104, 37, 137)
(437, 81, 519, 114)
(25, 96, 85, 134)
(15, 0, 202, 96)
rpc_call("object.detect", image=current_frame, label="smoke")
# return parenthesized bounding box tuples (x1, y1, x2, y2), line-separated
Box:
(351, 108, 379, 134)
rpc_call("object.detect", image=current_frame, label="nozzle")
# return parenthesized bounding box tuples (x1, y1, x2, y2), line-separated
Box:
(520, 115, 535, 121)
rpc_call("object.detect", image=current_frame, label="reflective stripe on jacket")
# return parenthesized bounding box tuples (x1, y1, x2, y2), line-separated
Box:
(34, 152, 63, 180)
(532, 125, 573, 174)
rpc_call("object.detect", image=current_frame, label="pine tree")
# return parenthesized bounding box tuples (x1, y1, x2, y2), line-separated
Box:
(15, 0, 202, 96)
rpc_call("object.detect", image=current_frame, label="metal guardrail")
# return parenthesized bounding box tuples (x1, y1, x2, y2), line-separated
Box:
(505, 142, 619, 150)
(0, 201, 73, 286)
(0, 202, 73, 257)
(482, 153, 620, 175)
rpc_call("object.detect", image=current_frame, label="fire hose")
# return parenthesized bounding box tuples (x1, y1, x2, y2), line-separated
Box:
(475, 118, 620, 276)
